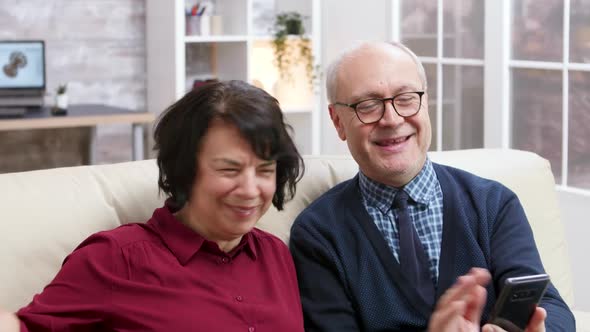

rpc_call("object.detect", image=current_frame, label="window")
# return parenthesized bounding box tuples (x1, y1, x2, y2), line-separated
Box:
(393, 0, 590, 191)
(398, 0, 485, 151)
(510, 0, 590, 189)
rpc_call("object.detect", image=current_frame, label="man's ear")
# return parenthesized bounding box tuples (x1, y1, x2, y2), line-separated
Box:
(328, 105, 347, 141)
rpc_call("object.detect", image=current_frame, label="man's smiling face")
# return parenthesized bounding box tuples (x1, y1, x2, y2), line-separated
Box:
(329, 44, 431, 187)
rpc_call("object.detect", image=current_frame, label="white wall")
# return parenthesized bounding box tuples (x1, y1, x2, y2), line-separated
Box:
(319, 0, 389, 155)
(0, 0, 146, 111)
(558, 190, 590, 310)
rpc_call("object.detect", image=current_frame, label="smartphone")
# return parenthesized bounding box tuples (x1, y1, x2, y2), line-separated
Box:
(488, 274, 550, 332)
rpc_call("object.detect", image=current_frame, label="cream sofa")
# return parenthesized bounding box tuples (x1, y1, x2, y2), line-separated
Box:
(0, 149, 588, 329)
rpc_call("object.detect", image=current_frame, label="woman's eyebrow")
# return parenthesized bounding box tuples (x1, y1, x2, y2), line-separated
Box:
(258, 160, 276, 167)
(212, 158, 241, 166)
(212, 158, 275, 167)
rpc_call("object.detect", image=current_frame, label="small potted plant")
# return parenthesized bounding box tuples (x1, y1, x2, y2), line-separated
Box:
(272, 11, 315, 86)
(53, 83, 68, 115)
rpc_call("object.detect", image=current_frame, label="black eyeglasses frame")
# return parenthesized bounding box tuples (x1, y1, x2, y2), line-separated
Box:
(332, 91, 425, 124)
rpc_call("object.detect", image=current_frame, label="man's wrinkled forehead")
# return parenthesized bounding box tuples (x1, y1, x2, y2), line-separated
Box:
(336, 45, 421, 99)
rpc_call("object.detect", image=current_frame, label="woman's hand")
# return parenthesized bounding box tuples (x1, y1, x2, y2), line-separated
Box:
(0, 310, 20, 332)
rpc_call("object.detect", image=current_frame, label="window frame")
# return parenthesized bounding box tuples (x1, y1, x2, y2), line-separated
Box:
(390, 0, 590, 193)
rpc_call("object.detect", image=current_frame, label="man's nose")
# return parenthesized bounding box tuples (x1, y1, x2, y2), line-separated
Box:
(379, 100, 404, 125)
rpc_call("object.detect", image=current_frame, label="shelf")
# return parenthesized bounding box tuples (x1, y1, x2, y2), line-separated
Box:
(185, 35, 249, 43)
(252, 34, 314, 42)
(146, 0, 321, 154)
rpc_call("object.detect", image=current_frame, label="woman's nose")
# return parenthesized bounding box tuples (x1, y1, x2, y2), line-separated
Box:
(237, 171, 260, 197)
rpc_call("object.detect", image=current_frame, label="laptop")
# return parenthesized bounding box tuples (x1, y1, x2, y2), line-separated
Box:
(0, 40, 46, 117)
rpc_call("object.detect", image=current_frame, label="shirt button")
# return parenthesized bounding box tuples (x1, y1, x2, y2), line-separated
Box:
(221, 257, 229, 263)
(248, 327, 255, 332)
(236, 295, 243, 302)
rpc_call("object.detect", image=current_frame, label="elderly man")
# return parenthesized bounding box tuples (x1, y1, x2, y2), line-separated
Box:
(289, 41, 574, 331)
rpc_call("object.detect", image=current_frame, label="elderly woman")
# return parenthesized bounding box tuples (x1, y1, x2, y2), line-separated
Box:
(0, 80, 305, 331)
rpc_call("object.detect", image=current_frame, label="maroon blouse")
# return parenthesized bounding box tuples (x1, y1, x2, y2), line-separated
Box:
(17, 205, 304, 332)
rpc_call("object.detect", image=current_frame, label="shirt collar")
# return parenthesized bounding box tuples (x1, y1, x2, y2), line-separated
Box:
(404, 158, 437, 206)
(147, 200, 257, 265)
(359, 171, 398, 213)
(359, 157, 438, 212)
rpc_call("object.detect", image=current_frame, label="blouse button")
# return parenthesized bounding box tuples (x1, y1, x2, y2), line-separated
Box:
(236, 295, 243, 302)
(248, 327, 255, 332)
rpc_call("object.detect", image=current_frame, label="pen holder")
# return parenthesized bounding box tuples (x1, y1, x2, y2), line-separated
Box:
(186, 15, 211, 36)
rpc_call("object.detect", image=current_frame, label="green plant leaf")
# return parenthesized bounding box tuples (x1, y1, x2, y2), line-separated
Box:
(271, 11, 316, 87)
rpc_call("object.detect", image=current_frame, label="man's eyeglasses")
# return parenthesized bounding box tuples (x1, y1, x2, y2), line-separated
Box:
(332, 91, 425, 124)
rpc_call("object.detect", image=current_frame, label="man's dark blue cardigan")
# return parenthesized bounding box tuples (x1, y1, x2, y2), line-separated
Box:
(290, 163, 575, 331)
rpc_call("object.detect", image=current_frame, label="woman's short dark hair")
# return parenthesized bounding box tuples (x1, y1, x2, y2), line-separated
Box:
(153, 80, 304, 211)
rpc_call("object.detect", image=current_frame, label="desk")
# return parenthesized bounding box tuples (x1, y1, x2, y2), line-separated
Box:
(0, 104, 155, 163)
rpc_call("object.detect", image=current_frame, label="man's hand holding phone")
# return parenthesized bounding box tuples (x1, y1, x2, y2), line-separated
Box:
(484, 274, 550, 332)
(428, 270, 548, 332)
(482, 307, 546, 332)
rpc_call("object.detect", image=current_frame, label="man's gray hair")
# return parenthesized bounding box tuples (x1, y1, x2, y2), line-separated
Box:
(325, 41, 428, 103)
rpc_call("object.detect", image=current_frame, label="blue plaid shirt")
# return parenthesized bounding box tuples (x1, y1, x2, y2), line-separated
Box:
(359, 158, 444, 283)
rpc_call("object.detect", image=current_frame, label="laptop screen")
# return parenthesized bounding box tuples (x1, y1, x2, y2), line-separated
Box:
(0, 40, 45, 91)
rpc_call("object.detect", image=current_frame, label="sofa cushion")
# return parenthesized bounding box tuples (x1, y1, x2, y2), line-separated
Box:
(0, 149, 574, 312)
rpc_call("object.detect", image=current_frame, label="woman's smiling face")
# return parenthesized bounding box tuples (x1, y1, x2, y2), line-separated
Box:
(181, 120, 277, 249)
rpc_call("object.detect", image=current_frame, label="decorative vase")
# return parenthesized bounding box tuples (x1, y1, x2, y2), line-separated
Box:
(56, 94, 68, 110)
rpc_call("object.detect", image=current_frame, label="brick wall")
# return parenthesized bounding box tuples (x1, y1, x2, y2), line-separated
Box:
(0, 0, 146, 170)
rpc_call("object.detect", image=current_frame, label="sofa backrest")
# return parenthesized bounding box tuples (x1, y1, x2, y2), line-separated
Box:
(0, 149, 573, 311)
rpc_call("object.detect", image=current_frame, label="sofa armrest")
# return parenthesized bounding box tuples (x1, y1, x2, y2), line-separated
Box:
(573, 309, 590, 331)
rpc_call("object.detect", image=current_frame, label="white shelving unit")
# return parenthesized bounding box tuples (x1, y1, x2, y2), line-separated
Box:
(146, 0, 321, 154)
